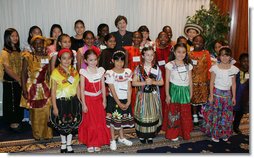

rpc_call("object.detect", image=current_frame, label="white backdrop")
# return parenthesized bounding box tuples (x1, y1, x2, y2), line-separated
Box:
(0, 0, 210, 116)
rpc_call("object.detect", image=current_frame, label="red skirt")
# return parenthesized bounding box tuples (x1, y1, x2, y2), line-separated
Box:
(78, 94, 110, 147)
(165, 103, 193, 140)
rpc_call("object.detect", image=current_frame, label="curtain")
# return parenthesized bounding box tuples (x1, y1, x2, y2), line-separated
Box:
(0, 0, 210, 115)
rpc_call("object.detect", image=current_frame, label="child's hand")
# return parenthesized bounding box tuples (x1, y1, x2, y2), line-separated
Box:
(208, 95, 213, 104)
(22, 90, 28, 99)
(82, 105, 88, 113)
(119, 103, 126, 111)
(145, 78, 153, 85)
(53, 108, 59, 117)
(165, 95, 171, 104)
(103, 101, 107, 109)
(232, 97, 236, 106)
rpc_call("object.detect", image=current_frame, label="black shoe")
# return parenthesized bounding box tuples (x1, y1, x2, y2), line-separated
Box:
(60, 148, 67, 153)
(147, 138, 153, 144)
(234, 128, 242, 134)
(139, 138, 146, 144)
(60, 143, 67, 153)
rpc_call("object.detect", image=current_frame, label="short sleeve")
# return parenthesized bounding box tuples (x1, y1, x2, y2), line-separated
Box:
(0, 50, 9, 67)
(165, 62, 173, 70)
(209, 65, 217, 73)
(232, 65, 239, 75)
(50, 69, 59, 81)
(105, 70, 114, 84)
(188, 64, 193, 71)
(125, 68, 133, 81)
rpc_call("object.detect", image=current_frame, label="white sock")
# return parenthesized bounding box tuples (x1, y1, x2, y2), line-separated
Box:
(66, 134, 73, 151)
(60, 135, 66, 149)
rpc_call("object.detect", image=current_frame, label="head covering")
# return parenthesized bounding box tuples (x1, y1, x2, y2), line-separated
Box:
(184, 23, 203, 35)
(30, 35, 51, 47)
(58, 48, 73, 57)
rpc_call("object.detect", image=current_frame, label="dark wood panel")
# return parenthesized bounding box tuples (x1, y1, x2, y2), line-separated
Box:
(212, 0, 248, 63)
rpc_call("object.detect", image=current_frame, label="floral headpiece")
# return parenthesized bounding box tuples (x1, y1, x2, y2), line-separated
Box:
(219, 45, 230, 52)
(140, 41, 156, 51)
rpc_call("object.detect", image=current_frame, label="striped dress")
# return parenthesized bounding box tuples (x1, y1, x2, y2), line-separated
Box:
(134, 64, 162, 139)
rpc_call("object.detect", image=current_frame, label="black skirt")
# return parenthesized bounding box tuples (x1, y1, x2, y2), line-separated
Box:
(106, 95, 134, 129)
(49, 96, 82, 135)
(2, 72, 23, 124)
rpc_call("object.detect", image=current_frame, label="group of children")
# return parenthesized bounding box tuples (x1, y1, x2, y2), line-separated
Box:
(0, 15, 249, 153)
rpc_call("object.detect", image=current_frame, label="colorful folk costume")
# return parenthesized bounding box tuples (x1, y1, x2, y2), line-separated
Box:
(134, 64, 162, 139)
(203, 64, 239, 140)
(49, 65, 82, 135)
(105, 68, 134, 129)
(0, 48, 23, 126)
(233, 70, 249, 132)
(188, 50, 211, 122)
(78, 67, 110, 147)
(165, 61, 193, 140)
(20, 51, 53, 140)
(123, 46, 142, 114)
(156, 45, 172, 131)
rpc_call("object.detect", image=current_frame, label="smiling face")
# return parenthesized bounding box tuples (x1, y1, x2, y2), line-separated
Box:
(75, 22, 85, 36)
(32, 38, 45, 53)
(132, 32, 142, 47)
(193, 36, 204, 51)
(59, 36, 71, 49)
(117, 19, 127, 32)
(52, 27, 62, 39)
(84, 33, 95, 47)
(158, 32, 169, 47)
(186, 29, 198, 41)
(10, 31, 19, 45)
(174, 46, 187, 62)
(219, 54, 231, 64)
(59, 52, 72, 68)
(105, 36, 116, 49)
(99, 26, 109, 37)
(143, 50, 155, 64)
(113, 59, 124, 69)
(85, 53, 98, 68)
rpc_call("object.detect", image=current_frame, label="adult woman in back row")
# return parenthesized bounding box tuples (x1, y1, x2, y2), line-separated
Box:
(111, 15, 132, 51)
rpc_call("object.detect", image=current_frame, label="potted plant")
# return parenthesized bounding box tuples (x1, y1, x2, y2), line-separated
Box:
(186, 1, 231, 56)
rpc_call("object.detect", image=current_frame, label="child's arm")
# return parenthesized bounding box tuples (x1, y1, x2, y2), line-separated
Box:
(21, 58, 28, 99)
(76, 81, 81, 101)
(80, 75, 88, 112)
(50, 55, 57, 74)
(231, 75, 237, 106)
(165, 68, 171, 104)
(132, 72, 146, 87)
(51, 79, 58, 116)
(76, 48, 82, 71)
(108, 84, 126, 110)
(101, 75, 107, 109)
(125, 81, 132, 108)
(3, 59, 20, 84)
(189, 70, 193, 99)
(208, 71, 215, 104)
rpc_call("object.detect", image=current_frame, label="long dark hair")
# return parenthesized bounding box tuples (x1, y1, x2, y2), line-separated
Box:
(27, 25, 42, 44)
(169, 43, 191, 65)
(50, 24, 63, 37)
(4, 28, 21, 52)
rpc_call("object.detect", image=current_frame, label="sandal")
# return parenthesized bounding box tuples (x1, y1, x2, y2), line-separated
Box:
(87, 147, 94, 153)
(94, 147, 101, 152)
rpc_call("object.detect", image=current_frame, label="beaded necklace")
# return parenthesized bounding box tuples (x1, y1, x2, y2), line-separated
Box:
(174, 61, 188, 81)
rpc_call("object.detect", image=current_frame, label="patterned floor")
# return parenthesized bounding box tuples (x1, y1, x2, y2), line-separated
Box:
(0, 114, 249, 154)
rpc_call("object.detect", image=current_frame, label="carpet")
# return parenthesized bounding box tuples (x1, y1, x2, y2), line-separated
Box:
(0, 114, 250, 154)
